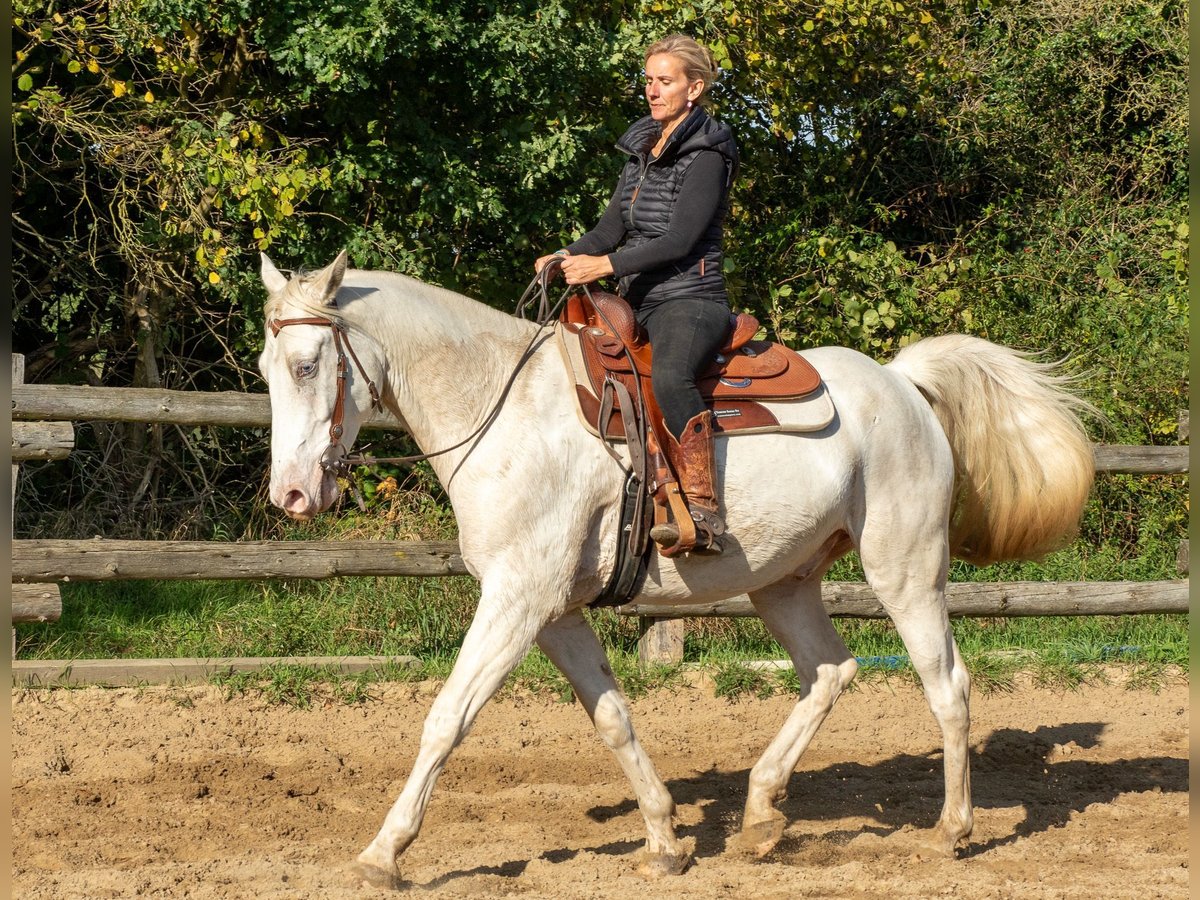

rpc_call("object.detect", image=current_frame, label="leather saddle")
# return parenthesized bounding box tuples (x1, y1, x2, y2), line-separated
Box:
(559, 289, 823, 440)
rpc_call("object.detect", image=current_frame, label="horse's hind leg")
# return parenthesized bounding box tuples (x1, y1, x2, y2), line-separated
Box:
(536, 610, 691, 876)
(733, 575, 859, 857)
(859, 530, 973, 857)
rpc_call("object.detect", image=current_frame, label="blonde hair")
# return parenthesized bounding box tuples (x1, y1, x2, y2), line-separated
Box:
(645, 34, 719, 101)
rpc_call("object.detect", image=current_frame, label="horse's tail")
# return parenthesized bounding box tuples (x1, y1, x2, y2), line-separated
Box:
(887, 334, 1096, 566)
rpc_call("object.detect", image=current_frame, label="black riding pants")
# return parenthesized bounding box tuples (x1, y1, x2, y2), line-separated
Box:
(638, 298, 731, 440)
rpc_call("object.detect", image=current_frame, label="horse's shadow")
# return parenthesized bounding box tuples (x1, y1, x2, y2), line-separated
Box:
(415, 721, 1185, 886)
(590, 721, 1186, 859)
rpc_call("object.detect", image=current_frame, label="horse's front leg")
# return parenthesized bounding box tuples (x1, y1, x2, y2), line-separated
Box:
(352, 579, 549, 889)
(536, 611, 691, 876)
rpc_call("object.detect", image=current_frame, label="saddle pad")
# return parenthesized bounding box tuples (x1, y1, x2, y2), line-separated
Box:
(556, 323, 836, 440)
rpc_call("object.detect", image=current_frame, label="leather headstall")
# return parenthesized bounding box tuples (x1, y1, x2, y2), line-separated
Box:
(267, 315, 382, 474)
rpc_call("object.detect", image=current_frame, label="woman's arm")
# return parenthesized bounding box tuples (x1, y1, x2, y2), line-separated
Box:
(565, 177, 627, 256)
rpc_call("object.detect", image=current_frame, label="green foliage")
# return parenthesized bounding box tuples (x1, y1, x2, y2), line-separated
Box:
(11, 1, 1188, 593)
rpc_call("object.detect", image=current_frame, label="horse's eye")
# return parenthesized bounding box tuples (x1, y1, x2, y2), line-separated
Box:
(295, 360, 318, 379)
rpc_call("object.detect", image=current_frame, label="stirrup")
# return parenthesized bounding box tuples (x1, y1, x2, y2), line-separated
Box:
(650, 508, 725, 557)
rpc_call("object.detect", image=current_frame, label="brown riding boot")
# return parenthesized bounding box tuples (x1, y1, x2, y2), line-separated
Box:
(649, 410, 727, 556)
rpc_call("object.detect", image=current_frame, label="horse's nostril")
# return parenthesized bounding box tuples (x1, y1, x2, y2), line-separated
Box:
(283, 489, 307, 513)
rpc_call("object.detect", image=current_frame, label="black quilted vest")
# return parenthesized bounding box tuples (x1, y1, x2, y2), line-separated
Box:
(614, 106, 739, 309)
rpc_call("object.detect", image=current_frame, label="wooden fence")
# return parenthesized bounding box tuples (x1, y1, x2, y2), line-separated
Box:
(10, 358, 1191, 673)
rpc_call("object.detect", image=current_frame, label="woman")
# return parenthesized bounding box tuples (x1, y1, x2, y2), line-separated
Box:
(535, 34, 739, 556)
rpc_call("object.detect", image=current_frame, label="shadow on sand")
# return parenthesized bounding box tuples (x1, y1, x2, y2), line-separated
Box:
(409, 720, 1185, 887)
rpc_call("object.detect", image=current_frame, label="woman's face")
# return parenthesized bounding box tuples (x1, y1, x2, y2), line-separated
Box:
(644, 53, 703, 127)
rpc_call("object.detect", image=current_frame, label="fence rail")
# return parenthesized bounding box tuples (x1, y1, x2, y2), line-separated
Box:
(10, 383, 1191, 473)
(12, 535, 1188, 618)
(10, 384, 402, 432)
(12, 539, 468, 582)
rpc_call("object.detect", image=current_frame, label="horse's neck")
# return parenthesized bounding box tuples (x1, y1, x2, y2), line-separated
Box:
(347, 272, 540, 471)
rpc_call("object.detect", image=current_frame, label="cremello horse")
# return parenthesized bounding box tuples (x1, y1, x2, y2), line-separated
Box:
(258, 251, 1094, 888)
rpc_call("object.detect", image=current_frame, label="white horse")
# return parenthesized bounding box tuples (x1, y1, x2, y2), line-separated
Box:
(257, 250, 1094, 888)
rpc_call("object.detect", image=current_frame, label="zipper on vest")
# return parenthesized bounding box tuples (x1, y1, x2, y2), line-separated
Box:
(628, 158, 649, 228)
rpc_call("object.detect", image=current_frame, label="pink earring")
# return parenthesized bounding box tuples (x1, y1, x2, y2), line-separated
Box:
(687, 100, 693, 108)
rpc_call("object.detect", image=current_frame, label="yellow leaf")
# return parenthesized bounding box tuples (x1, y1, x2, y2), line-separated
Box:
(111, 80, 127, 97)
(208, 271, 221, 285)
(144, 90, 154, 103)
(920, 11, 933, 23)
(87, 59, 100, 74)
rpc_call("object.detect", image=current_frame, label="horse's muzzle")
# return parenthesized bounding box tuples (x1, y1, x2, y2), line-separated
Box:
(274, 468, 341, 520)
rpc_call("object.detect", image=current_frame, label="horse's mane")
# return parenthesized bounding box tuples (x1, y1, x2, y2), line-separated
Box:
(263, 265, 536, 347)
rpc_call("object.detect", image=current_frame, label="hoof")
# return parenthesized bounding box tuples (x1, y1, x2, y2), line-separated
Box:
(730, 810, 786, 858)
(636, 848, 692, 877)
(349, 859, 404, 891)
(909, 826, 960, 861)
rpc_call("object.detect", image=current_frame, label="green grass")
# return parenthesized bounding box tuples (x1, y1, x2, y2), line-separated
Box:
(15, 572, 1188, 701)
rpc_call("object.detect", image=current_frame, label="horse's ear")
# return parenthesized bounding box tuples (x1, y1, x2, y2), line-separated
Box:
(309, 250, 348, 307)
(260, 253, 289, 295)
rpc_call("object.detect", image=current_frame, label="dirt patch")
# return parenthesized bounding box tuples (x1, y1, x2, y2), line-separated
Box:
(12, 673, 1188, 898)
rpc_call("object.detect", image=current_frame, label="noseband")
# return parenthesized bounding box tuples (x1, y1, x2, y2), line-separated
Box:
(267, 316, 382, 474)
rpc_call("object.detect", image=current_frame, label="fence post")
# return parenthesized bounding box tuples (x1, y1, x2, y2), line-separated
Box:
(1178, 409, 1188, 577)
(11, 354, 22, 659)
(638, 616, 685, 667)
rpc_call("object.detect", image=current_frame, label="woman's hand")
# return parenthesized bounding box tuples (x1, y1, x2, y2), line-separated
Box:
(559, 254, 615, 285)
(534, 253, 562, 274)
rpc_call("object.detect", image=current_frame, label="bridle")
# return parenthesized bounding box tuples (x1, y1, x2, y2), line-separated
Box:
(267, 315, 382, 474)
(265, 260, 576, 479)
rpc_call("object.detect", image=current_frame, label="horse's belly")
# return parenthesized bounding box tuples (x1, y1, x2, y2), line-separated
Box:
(634, 431, 854, 604)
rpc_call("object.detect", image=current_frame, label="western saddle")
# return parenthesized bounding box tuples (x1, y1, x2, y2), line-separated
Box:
(558, 286, 822, 572)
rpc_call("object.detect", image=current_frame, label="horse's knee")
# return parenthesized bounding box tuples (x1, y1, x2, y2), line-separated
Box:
(420, 704, 469, 753)
(928, 664, 971, 727)
(593, 691, 634, 751)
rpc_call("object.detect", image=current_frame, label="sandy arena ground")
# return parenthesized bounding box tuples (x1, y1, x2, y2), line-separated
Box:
(11, 671, 1189, 898)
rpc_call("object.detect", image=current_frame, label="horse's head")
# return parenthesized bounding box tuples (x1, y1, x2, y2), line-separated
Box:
(258, 250, 382, 520)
